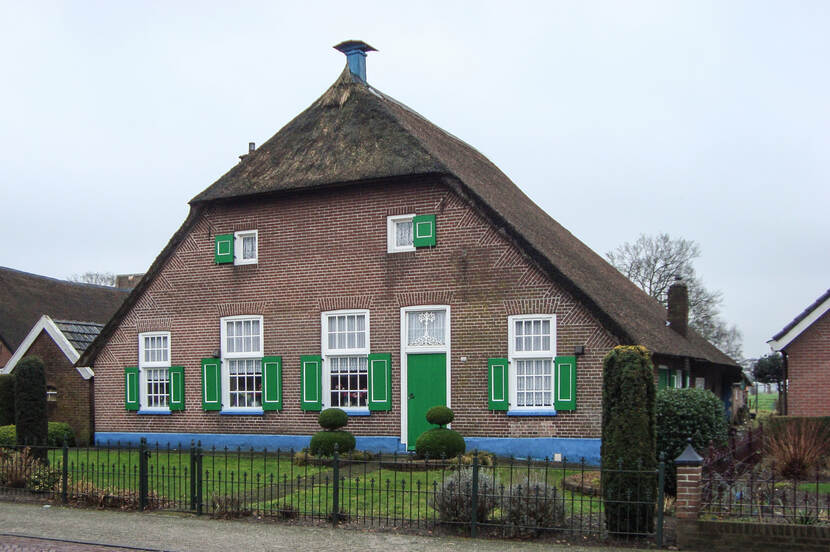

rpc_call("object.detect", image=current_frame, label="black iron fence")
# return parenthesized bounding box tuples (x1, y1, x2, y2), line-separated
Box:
(0, 440, 665, 543)
(702, 464, 830, 525)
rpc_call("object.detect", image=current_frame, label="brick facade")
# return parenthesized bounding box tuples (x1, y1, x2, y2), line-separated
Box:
(93, 178, 618, 451)
(0, 341, 10, 370)
(24, 331, 94, 444)
(785, 309, 830, 416)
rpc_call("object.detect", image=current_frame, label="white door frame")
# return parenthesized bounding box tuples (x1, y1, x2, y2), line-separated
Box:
(399, 305, 451, 448)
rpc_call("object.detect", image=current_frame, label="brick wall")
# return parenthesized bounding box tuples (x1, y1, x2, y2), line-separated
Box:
(785, 310, 830, 416)
(93, 178, 619, 441)
(0, 341, 11, 369)
(24, 331, 93, 444)
(677, 519, 830, 552)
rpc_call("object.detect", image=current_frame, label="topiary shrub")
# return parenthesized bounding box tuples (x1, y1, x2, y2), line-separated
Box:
(657, 387, 727, 495)
(309, 408, 355, 456)
(0, 375, 15, 426)
(601, 346, 656, 536)
(430, 468, 498, 523)
(415, 428, 466, 459)
(14, 356, 48, 461)
(47, 422, 76, 447)
(426, 406, 454, 427)
(318, 408, 348, 430)
(503, 477, 566, 537)
(309, 431, 356, 456)
(0, 425, 15, 447)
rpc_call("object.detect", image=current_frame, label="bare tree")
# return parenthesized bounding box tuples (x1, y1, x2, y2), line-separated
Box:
(607, 233, 743, 360)
(68, 271, 116, 286)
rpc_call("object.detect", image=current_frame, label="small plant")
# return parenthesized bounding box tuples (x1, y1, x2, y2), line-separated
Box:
(765, 417, 830, 479)
(794, 508, 820, 526)
(0, 447, 40, 488)
(309, 408, 356, 456)
(275, 502, 298, 519)
(503, 477, 565, 538)
(447, 451, 495, 467)
(210, 494, 252, 518)
(0, 425, 14, 447)
(430, 468, 498, 523)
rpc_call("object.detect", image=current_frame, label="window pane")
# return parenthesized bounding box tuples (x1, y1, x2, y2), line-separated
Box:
(242, 235, 256, 259)
(407, 310, 445, 346)
(328, 356, 368, 408)
(396, 221, 413, 247)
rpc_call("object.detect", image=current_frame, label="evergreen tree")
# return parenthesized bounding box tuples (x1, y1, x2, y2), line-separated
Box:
(14, 356, 48, 461)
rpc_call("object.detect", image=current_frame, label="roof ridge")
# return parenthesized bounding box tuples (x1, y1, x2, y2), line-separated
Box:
(0, 266, 130, 292)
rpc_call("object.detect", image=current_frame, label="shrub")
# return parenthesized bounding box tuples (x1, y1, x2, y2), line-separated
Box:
(318, 408, 348, 430)
(47, 422, 76, 447)
(0, 375, 14, 426)
(14, 356, 48, 459)
(656, 387, 727, 495)
(503, 477, 566, 538)
(447, 451, 496, 468)
(415, 428, 465, 459)
(601, 346, 656, 535)
(0, 425, 14, 447)
(426, 406, 454, 427)
(0, 447, 59, 491)
(764, 417, 830, 479)
(430, 468, 498, 523)
(309, 431, 356, 456)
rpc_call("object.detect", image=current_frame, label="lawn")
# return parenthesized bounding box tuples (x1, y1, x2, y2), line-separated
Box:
(49, 447, 324, 504)
(750, 391, 777, 412)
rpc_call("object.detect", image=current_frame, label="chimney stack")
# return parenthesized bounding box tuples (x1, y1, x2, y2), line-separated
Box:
(239, 142, 255, 161)
(667, 275, 689, 337)
(334, 40, 377, 83)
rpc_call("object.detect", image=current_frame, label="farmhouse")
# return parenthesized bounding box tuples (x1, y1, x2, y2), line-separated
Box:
(78, 42, 739, 462)
(768, 288, 830, 417)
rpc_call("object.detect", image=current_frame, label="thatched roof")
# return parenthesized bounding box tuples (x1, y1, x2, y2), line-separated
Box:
(0, 267, 128, 353)
(80, 66, 737, 369)
(190, 67, 736, 368)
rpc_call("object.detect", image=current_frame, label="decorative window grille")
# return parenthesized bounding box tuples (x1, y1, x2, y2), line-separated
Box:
(407, 310, 446, 346)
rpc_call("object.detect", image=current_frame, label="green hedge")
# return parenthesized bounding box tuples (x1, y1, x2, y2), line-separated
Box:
(14, 356, 47, 452)
(656, 387, 727, 495)
(0, 422, 75, 448)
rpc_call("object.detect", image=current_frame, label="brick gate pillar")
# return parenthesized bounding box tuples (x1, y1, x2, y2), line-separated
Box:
(675, 441, 703, 519)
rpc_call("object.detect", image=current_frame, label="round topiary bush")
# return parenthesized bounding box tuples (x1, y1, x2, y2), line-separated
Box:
(657, 387, 727, 495)
(318, 408, 348, 430)
(415, 428, 465, 459)
(425, 406, 454, 427)
(309, 430, 356, 456)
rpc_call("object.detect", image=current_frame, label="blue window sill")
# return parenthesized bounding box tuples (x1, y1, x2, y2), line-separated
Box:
(507, 410, 557, 417)
(137, 410, 171, 415)
(341, 409, 370, 417)
(220, 409, 264, 416)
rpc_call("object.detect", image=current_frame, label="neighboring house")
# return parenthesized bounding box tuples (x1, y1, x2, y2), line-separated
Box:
(77, 42, 740, 462)
(0, 267, 129, 443)
(768, 289, 830, 417)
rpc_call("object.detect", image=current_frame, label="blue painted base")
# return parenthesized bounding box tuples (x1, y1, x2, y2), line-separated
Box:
(95, 432, 600, 464)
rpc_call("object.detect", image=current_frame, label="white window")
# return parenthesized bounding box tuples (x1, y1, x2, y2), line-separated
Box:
(695, 376, 706, 389)
(221, 316, 263, 410)
(46, 386, 57, 402)
(322, 310, 370, 411)
(234, 230, 258, 265)
(387, 214, 415, 253)
(406, 309, 447, 347)
(138, 332, 171, 410)
(674, 369, 684, 389)
(508, 315, 556, 410)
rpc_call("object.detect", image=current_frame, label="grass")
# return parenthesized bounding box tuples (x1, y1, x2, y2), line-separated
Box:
(750, 392, 778, 412)
(48, 447, 324, 503)
(797, 481, 830, 495)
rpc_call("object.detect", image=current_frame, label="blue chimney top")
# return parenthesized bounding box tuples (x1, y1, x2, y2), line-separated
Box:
(334, 40, 377, 83)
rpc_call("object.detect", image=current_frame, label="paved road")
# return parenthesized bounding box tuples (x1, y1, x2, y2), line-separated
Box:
(0, 503, 654, 552)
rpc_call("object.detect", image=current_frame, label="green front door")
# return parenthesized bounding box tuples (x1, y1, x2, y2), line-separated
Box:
(407, 353, 447, 450)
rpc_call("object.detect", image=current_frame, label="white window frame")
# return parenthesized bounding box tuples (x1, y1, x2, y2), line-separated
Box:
(387, 214, 415, 253)
(234, 230, 258, 265)
(321, 309, 370, 413)
(138, 331, 171, 411)
(220, 315, 264, 412)
(508, 314, 556, 412)
(400, 305, 452, 447)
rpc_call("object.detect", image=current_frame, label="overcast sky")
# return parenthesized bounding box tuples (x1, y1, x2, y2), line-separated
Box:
(1, 1, 827, 360)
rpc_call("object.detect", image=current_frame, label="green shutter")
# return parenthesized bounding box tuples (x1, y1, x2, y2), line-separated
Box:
(168, 366, 185, 411)
(412, 214, 436, 247)
(125, 366, 139, 411)
(669, 370, 677, 389)
(262, 356, 282, 411)
(554, 356, 577, 411)
(201, 358, 222, 410)
(301, 355, 322, 411)
(488, 358, 509, 410)
(215, 234, 234, 264)
(658, 368, 668, 390)
(368, 353, 392, 411)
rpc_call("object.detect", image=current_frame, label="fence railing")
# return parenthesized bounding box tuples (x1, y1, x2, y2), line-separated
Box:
(0, 440, 665, 543)
(702, 464, 830, 525)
